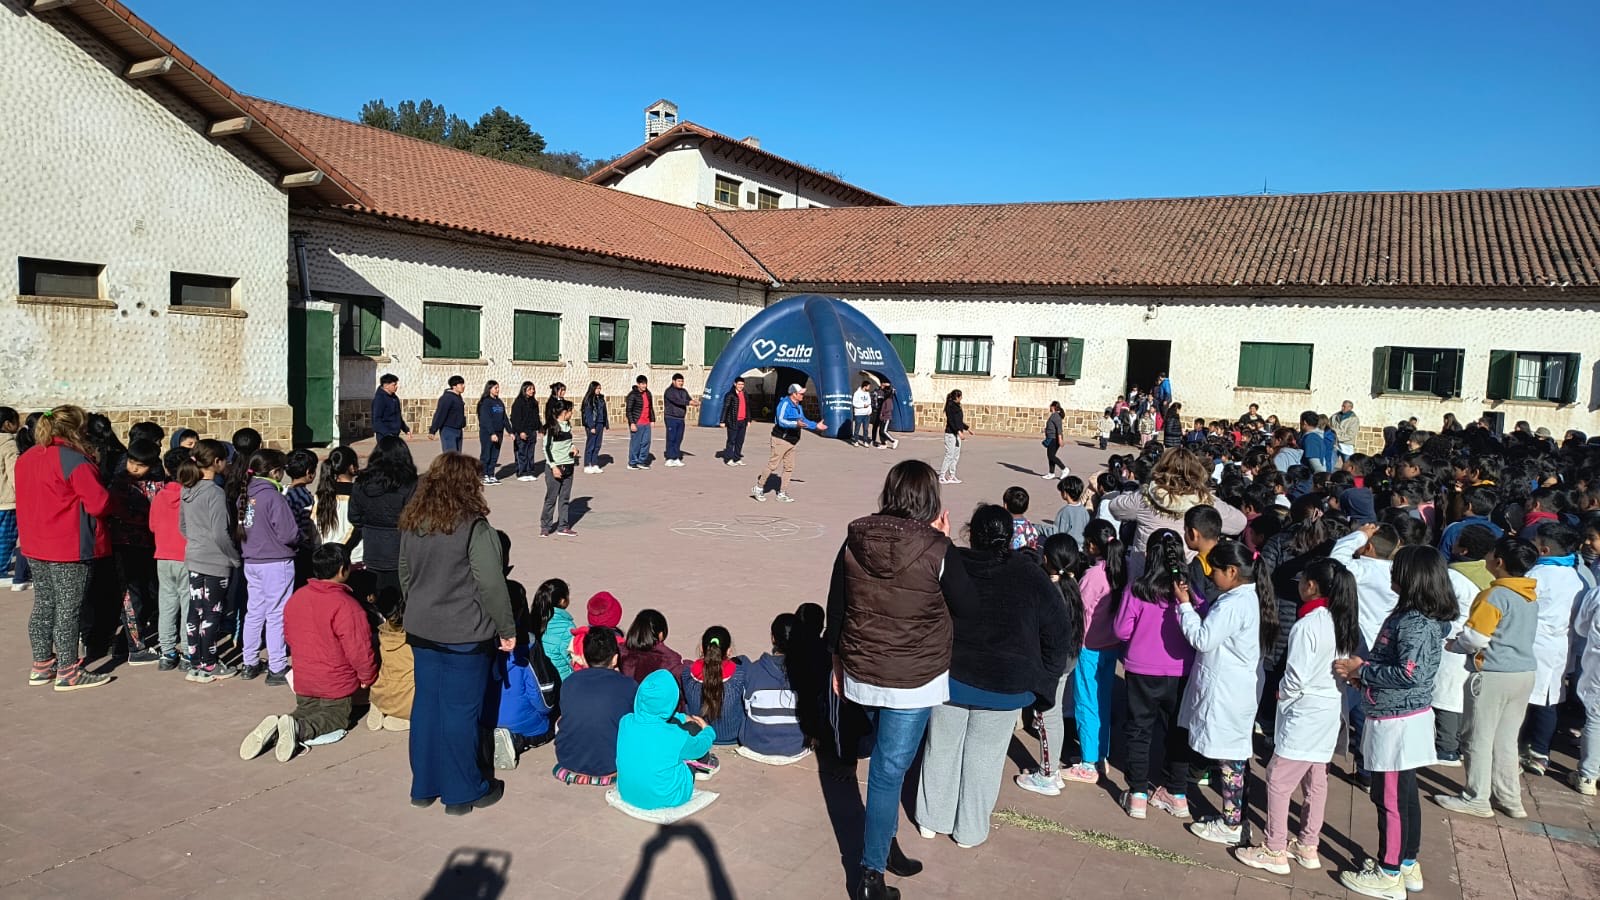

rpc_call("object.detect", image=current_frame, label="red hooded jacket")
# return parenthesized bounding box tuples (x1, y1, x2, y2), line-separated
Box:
(16, 439, 111, 562)
(149, 481, 186, 562)
(283, 579, 376, 699)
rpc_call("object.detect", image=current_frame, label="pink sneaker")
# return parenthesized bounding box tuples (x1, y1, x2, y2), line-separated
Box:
(1122, 790, 1148, 819)
(1061, 762, 1099, 784)
(1150, 787, 1190, 819)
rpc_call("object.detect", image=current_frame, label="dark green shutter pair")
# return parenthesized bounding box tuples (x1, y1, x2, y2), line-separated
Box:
(587, 316, 629, 363)
(1010, 337, 1084, 379)
(513, 311, 561, 361)
(887, 334, 917, 373)
(1486, 350, 1581, 403)
(1237, 342, 1313, 390)
(704, 326, 733, 366)
(423, 302, 480, 359)
(650, 322, 684, 366)
(1370, 347, 1463, 398)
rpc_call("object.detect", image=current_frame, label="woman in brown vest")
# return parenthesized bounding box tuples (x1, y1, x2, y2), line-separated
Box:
(825, 460, 979, 900)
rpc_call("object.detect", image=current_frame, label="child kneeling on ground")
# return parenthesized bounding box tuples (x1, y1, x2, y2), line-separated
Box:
(240, 544, 375, 762)
(617, 668, 716, 810)
(552, 627, 637, 785)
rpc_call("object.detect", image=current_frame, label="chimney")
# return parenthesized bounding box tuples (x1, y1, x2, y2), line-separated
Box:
(645, 99, 678, 140)
(741, 136, 761, 149)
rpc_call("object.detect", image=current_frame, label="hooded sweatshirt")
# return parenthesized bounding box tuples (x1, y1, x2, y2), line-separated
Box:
(180, 480, 239, 577)
(369, 620, 414, 719)
(1453, 577, 1538, 673)
(542, 606, 576, 681)
(241, 476, 299, 562)
(150, 481, 186, 562)
(617, 669, 715, 810)
(740, 652, 806, 757)
(495, 642, 554, 738)
(283, 578, 376, 699)
(1113, 584, 1207, 677)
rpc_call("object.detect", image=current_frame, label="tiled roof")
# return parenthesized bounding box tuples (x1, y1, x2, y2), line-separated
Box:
(586, 122, 897, 207)
(253, 100, 772, 282)
(711, 189, 1600, 293)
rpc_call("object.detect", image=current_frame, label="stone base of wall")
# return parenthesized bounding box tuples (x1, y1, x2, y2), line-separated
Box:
(95, 406, 293, 448)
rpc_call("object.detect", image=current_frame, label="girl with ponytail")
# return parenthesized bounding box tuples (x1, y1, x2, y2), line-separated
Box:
(1235, 557, 1358, 875)
(313, 446, 362, 563)
(1062, 519, 1128, 785)
(237, 449, 300, 683)
(178, 439, 239, 681)
(1015, 534, 1088, 795)
(1175, 539, 1278, 845)
(678, 625, 747, 778)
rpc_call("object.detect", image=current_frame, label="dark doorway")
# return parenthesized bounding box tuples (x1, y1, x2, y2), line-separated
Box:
(1124, 339, 1171, 396)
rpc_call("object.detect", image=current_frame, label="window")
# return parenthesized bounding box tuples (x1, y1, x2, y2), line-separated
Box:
(1371, 346, 1463, 397)
(1013, 336, 1085, 380)
(422, 302, 481, 359)
(19, 257, 103, 299)
(587, 316, 629, 363)
(1236, 341, 1313, 390)
(513, 310, 561, 362)
(650, 321, 685, 366)
(936, 335, 992, 375)
(757, 189, 781, 210)
(323, 292, 383, 356)
(1487, 350, 1580, 404)
(704, 326, 733, 366)
(715, 176, 741, 206)
(170, 272, 237, 308)
(886, 333, 917, 373)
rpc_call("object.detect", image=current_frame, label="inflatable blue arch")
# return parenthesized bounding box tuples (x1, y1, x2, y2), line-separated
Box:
(697, 295, 915, 438)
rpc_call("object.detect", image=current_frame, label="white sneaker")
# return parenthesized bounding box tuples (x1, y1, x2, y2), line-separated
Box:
(11, 581, 29, 591)
(917, 825, 937, 840)
(750, 486, 766, 502)
(734, 459, 747, 466)
(725, 460, 737, 467)
(518, 475, 536, 482)
(776, 492, 795, 502)
(1042, 472, 1058, 480)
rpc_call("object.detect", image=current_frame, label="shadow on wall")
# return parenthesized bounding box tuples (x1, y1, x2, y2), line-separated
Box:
(621, 823, 736, 900)
(422, 847, 511, 899)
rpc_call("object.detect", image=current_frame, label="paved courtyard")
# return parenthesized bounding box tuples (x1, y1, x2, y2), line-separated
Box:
(1, 426, 1596, 899)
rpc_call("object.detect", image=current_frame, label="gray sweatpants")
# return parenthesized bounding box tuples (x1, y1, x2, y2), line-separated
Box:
(156, 559, 189, 656)
(916, 704, 1017, 847)
(1461, 670, 1535, 811)
(941, 434, 961, 478)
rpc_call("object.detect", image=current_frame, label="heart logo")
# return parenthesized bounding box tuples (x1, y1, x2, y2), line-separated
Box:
(845, 341, 858, 362)
(751, 338, 777, 361)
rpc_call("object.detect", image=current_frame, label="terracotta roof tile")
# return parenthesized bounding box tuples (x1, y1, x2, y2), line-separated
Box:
(253, 100, 772, 282)
(711, 189, 1600, 292)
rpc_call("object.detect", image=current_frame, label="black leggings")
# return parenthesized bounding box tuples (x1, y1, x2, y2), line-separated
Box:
(1045, 442, 1064, 474)
(1124, 672, 1190, 794)
(1370, 768, 1421, 871)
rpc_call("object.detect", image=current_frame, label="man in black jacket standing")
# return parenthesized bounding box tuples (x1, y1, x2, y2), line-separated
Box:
(371, 373, 409, 442)
(624, 375, 654, 470)
(720, 376, 751, 466)
(662, 373, 697, 468)
(429, 375, 467, 453)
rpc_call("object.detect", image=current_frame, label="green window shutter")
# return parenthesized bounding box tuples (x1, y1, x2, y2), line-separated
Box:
(613, 318, 629, 363)
(513, 311, 534, 360)
(535, 313, 560, 361)
(888, 334, 916, 373)
(704, 326, 731, 366)
(665, 324, 684, 365)
(1431, 348, 1458, 398)
(1237, 342, 1262, 387)
(1062, 337, 1084, 380)
(1013, 337, 1032, 377)
(1371, 347, 1391, 395)
(1292, 345, 1313, 390)
(588, 316, 601, 362)
(1558, 353, 1581, 405)
(462, 307, 481, 359)
(357, 299, 383, 355)
(423, 303, 444, 358)
(1485, 349, 1515, 401)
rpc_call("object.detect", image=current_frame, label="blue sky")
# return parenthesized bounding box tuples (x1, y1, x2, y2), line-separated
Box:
(131, 0, 1598, 205)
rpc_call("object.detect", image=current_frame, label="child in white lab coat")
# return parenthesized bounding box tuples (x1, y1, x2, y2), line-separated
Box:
(1234, 557, 1360, 875)
(1521, 522, 1585, 776)
(1176, 540, 1280, 845)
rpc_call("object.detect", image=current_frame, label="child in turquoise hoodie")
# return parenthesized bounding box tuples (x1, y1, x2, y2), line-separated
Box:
(617, 669, 716, 810)
(536, 578, 575, 681)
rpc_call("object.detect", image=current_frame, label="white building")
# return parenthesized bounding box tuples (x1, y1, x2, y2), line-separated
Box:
(584, 100, 896, 211)
(0, 0, 358, 445)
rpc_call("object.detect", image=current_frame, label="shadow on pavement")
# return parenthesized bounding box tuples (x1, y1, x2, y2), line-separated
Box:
(422, 847, 511, 899)
(621, 823, 736, 900)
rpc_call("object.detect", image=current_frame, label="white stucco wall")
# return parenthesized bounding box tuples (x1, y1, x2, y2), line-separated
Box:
(0, 10, 289, 411)
(608, 143, 857, 210)
(290, 216, 768, 410)
(783, 290, 1600, 436)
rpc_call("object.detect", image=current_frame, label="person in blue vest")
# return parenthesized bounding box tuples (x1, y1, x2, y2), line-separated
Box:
(1298, 410, 1337, 474)
(751, 384, 827, 503)
(428, 376, 467, 453)
(371, 374, 410, 442)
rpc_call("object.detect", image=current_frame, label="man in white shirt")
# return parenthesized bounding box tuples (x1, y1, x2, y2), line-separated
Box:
(851, 381, 874, 447)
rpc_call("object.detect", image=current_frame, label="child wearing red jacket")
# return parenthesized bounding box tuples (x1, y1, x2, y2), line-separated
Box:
(240, 545, 375, 763)
(150, 449, 190, 672)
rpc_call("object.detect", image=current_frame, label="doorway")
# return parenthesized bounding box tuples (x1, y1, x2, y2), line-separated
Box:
(288, 306, 335, 446)
(1125, 339, 1171, 396)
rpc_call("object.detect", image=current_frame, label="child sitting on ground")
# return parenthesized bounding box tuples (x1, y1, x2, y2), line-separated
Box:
(1004, 486, 1041, 551)
(363, 568, 413, 732)
(553, 627, 637, 785)
(617, 669, 717, 810)
(537, 578, 575, 681)
(491, 579, 559, 770)
(568, 591, 625, 673)
(1051, 475, 1092, 545)
(739, 613, 809, 761)
(621, 608, 684, 684)
(240, 544, 374, 762)
(680, 626, 747, 763)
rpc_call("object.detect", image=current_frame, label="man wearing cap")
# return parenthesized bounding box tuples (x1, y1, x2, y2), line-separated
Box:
(752, 383, 827, 503)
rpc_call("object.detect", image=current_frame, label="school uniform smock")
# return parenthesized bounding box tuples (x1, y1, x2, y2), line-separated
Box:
(1431, 567, 1480, 715)
(1176, 584, 1262, 760)
(1274, 605, 1342, 763)
(1528, 561, 1584, 705)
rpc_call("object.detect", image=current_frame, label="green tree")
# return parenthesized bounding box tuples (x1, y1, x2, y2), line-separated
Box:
(360, 99, 397, 131)
(469, 107, 547, 163)
(356, 98, 614, 178)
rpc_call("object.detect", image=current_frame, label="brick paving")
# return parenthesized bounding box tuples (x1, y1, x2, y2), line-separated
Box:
(1, 427, 1596, 899)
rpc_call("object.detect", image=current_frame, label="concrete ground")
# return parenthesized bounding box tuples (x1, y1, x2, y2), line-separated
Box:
(2, 426, 1597, 899)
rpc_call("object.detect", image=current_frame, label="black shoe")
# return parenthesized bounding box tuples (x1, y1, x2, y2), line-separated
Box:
(157, 653, 179, 672)
(886, 840, 923, 878)
(444, 779, 505, 816)
(239, 663, 264, 681)
(856, 868, 900, 900)
(265, 668, 290, 687)
(410, 797, 437, 809)
(127, 647, 162, 666)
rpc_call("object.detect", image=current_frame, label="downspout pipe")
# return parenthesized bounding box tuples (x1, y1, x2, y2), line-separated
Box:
(291, 231, 313, 305)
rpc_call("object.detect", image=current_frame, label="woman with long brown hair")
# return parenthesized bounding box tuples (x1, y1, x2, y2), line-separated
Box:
(1108, 447, 1247, 574)
(398, 452, 516, 815)
(16, 405, 113, 691)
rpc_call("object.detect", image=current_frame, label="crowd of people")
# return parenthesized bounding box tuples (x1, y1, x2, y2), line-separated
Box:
(5, 387, 1600, 900)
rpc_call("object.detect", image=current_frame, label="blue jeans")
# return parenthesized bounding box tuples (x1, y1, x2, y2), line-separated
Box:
(665, 417, 685, 460)
(853, 414, 870, 443)
(513, 436, 538, 476)
(584, 427, 604, 467)
(479, 435, 501, 477)
(1074, 645, 1118, 765)
(861, 705, 931, 873)
(628, 424, 652, 466)
(438, 427, 462, 454)
(723, 420, 747, 461)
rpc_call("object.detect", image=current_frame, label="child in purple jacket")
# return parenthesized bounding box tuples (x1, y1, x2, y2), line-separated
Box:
(1114, 529, 1207, 821)
(237, 449, 302, 684)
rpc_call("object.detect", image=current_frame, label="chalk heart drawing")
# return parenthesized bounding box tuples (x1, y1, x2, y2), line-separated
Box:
(751, 338, 778, 361)
(670, 515, 825, 543)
